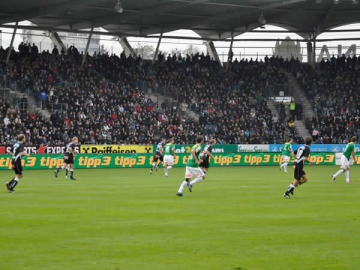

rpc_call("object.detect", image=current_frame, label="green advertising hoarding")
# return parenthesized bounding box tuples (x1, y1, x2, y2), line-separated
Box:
(0, 152, 336, 170)
(164, 144, 269, 154)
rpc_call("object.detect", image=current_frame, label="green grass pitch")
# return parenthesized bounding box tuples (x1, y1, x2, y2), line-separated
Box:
(1, 165, 360, 270)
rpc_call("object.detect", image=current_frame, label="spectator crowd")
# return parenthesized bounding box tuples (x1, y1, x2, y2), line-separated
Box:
(0, 43, 307, 147)
(293, 54, 360, 144)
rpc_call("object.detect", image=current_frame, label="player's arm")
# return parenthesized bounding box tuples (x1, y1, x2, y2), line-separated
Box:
(191, 148, 200, 164)
(172, 147, 175, 158)
(204, 149, 214, 158)
(351, 150, 356, 164)
(70, 147, 76, 157)
(302, 149, 313, 165)
(21, 151, 30, 157)
(19, 145, 30, 157)
(303, 156, 313, 165)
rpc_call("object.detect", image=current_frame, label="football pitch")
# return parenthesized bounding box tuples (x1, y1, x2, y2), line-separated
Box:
(1, 166, 360, 270)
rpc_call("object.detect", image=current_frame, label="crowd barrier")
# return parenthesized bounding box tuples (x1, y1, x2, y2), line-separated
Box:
(0, 152, 355, 170)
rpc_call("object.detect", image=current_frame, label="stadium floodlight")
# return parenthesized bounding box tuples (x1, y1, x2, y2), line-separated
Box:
(258, 12, 266, 25)
(315, 0, 322, 3)
(333, 0, 339, 4)
(352, 0, 358, 4)
(114, 0, 123, 13)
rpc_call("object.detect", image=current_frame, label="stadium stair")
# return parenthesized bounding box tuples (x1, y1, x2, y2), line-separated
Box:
(266, 99, 279, 122)
(286, 72, 313, 138)
(146, 91, 199, 122)
(2, 87, 51, 120)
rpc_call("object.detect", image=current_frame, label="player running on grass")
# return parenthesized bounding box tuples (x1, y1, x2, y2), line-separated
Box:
(279, 137, 293, 173)
(163, 137, 176, 177)
(332, 136, 357, 183)
(283, 136, 313, 199)
(177, 136, 205, 197)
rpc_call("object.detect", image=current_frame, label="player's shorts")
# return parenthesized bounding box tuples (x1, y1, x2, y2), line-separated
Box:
(164, 155, 174, 165)
(293, 164, 305, 181)
(12, 160, 23, 175)
(340, 155, 351, 169)
(200, 158, 210, 169)
(282, 155, 290, 162)
(153, 152, 163, 162)
(64, 154, 74, 164)
(185, 166, 205, 179)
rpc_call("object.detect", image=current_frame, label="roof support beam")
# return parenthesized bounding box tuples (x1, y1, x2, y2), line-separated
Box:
(81, 27, 93, 69)
(316, 2, 334, 34)
(49, 32, 67, 55)
(226, 35, 234, 72)
(153, 33, 163, 63)
(119, 37, 136, 56)
(6, 21, 18, 64)
(206, 41, 221, 66)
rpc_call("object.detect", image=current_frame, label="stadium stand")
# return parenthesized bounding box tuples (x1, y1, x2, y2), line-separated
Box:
(292, 54, 360, 144)
(1, 45, 302, 145)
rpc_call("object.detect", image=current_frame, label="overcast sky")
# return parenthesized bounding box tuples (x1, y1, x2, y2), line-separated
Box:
(1, 21, 360, 62)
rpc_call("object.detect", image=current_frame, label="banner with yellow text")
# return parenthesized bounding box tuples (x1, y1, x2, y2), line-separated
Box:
(0, 152, 336, 170)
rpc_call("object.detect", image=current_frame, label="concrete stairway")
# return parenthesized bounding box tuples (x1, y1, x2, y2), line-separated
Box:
(0, 88, 51, 120)
(286, 72, 315, 120)
(146, 89, 199, 122)
(266, 99, 279, 122)
(294, 120, 310, 138)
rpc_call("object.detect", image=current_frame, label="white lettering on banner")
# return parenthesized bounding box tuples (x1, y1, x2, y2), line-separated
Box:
(237, 145, 269, 152)
(5, 145, 80, 154)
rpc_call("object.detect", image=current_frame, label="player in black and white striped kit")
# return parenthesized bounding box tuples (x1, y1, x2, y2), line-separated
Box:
(150, 138, 166, 174)
(6, 134, 30, 193)
(54, 137, 78, 180)
(199, 139, 216, 174)
(283, 136, 313, 199)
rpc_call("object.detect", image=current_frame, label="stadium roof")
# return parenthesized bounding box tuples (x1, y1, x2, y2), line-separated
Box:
(1, 0, 360, 40)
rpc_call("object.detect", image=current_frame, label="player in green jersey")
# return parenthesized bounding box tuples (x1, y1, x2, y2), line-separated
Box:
(279, 137, 293, 173)
(332, 136, 357, 183)
(163, 137, 175, 177)
(177, 136, 205, 197)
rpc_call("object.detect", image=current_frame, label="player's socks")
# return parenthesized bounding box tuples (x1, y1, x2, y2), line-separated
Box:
(190, 176, 203, 186)
(9, 178, 19, 190)
(178, 179, 189, 193)
(333, 169, 344, 178)
(65, 169, 69, 176)
(56, 167, 63, 173)
(167, 166, 172, 170)
(345, 170, 350, 183)
(285, 184, 295, 195)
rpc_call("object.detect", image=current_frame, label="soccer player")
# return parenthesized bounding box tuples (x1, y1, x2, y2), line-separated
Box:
(6, 134, 30, 193)
(332, 136, 357, 183)
(177, 136, 205, 197)
(163, 137, 175, 177)
(279, 137, 293, 173)
(283, 136, 313, 199)
(54, 137, 78, 180)
(150, 138, 165, 174)
(200, 139, 216, 173)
